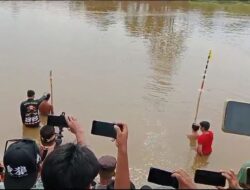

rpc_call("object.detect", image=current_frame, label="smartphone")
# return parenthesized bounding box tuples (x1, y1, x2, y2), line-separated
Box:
(47, 115, 68, 127)
(147, 167, 178, 188)
(247, 167, 250, 185)
(222, 100, 250, 136)
(91, 120, 116, 139)
(194, 169, 226, 187)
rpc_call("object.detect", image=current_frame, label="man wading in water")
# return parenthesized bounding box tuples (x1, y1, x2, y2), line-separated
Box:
(39, 93, 54, 125)
(20, 90, 50, 142)
(192, 121, 214, 170)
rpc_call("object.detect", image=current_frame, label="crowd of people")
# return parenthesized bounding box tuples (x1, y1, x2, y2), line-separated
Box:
(0, 90, 249, 189)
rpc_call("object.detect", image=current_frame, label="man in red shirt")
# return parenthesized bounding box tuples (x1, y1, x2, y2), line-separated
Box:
(197, 121, 213, 156)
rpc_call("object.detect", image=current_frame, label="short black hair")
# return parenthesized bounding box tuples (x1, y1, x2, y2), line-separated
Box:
(107, 180, 136, 189)
(192, 123, 200, 132)
(200, 121, 210, 131)
(45, 94, 50, 101)
(27, 90, 35, 97)
(40, 125, 55, 145)
(41, 143, 100, 189)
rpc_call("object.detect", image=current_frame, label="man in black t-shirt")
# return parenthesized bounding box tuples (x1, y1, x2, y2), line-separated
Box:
(20, 90, 49, 128)
(21, 90, 50, 142)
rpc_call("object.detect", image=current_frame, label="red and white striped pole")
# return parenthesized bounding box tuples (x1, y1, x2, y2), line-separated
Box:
(193, 50, 212, 123)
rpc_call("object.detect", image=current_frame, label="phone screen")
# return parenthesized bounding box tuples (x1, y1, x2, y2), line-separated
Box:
(223, 100, 250, 136)
(147, 167, 178, 188)
(194, 170, 226, 187)
(247, 168, 250, 185)
(91, 120, 116, 139)
(47, 115, 68, 127)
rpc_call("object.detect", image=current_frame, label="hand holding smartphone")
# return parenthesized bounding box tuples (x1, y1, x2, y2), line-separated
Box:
(194, 169, 226, 187)
(147, 167, 178, 188)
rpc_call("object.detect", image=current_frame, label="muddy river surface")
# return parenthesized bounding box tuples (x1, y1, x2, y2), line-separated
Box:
(0, 1, 250, 187)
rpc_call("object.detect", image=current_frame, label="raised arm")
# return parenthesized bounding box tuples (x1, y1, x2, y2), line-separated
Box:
(37, 93, 49, 105)
(114, 123, 130, 189)
(66, 116, 85, 146)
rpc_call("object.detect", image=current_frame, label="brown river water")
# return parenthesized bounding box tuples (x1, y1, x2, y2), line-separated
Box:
(0, 1, 250, 187)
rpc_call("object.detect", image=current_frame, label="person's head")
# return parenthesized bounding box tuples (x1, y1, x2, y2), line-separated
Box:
(3, 139, 41, 189)
(199, 121, 210, 132)
(41, 143, 100, 189)
(40, 125, 56, 146)
(98, 155, 116, 181)
(45, 93, 50, 101)
(192, 123, 200, 132)
(27, 90, 35, 99)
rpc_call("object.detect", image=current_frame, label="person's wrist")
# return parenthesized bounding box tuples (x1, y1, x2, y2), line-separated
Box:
(118, 144, 127, 154)
(76, 132, 85, 145)
(76, 127, 84, 135)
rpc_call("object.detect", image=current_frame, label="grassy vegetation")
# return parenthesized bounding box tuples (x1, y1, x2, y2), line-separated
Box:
(188, 0, 250, 15)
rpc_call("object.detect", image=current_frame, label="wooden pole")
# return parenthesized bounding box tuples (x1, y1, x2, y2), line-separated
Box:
(49, 70, 53, 108)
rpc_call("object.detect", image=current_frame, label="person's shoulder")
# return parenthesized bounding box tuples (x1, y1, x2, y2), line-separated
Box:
(20, 99, 27, 105)
(39, 100, 46, 106)
(209, 130, 214, 135)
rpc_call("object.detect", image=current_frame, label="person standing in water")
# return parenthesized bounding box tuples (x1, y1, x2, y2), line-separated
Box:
(187, 123, 200, 148)
(39, 94, 54, 116)
(197, 121, 213, 156)
(20, 90, 50, 141)
(39, 93, 54, 125)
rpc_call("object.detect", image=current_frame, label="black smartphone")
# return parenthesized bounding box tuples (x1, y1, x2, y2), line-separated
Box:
(247, 167, 250, 185)
(47, 115, 68, 127)
(91, 120, 116, 139)
(147, 167, 178, 188)
(194, 169, 226, 187)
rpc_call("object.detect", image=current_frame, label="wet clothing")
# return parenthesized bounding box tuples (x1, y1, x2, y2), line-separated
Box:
(197, 131, 213, 155)
(20, 95, 47, 127)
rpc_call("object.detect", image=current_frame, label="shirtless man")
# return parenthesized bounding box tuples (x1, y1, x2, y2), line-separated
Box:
(39, 93, 54, 116)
